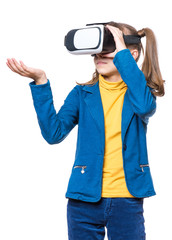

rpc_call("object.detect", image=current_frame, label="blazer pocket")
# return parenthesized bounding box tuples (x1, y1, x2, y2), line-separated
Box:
(139, 164, 149, 172)
(73, 165, 87, 174)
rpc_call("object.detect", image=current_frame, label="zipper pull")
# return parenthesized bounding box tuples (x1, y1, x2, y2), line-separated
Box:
(81, 167, 85, 174)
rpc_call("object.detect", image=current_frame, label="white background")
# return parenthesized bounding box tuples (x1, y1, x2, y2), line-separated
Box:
(0, 0, 171, 239)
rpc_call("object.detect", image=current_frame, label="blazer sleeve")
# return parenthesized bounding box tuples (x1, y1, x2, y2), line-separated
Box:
(113, 49, 156, 124)
(29, 80, 79, 144)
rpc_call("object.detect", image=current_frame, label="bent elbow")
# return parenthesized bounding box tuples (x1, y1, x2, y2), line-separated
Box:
(139, 105, 156, 117)
(45, 138, 57, 145)
(136, 102, 156, 123)
(43, 132, 69, 145)
(142, 101, 156, 116)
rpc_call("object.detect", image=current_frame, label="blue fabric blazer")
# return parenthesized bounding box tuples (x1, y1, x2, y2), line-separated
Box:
(29, 49, 157, 202)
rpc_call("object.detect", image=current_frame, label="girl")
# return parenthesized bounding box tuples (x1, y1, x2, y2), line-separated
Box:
(7, 21, 164, 240)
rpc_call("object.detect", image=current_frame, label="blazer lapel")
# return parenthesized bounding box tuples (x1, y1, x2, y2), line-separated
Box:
(82, 81, 105, 135)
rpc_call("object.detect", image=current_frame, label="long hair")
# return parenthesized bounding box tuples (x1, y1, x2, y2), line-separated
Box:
(76, 21, 165, 97)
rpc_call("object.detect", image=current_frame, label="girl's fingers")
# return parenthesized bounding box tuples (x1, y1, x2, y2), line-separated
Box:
(19, 61, 36, 76)
(19, 61, 29, 72)
(7, 58, 28, 76)
(6, 61, 16, 73)
(106, 25, 126, 51)
(7, 59, 21, 74)
(12, 58, 26, 73)
(107, 25, 123, 37)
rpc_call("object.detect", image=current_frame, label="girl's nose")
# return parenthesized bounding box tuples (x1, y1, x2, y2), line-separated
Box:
(94, 53, 105, 58)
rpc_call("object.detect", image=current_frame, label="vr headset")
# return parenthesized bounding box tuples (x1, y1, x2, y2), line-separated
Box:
(64, 23, 141, 56)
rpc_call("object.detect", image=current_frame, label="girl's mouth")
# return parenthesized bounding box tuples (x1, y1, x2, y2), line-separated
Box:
(97, 61, 107, 65)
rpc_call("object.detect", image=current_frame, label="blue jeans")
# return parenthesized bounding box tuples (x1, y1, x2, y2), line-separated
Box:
(67, 197, 145, 240)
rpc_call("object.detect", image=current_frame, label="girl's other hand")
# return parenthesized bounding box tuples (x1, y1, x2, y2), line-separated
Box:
(6, 58, 47, 85)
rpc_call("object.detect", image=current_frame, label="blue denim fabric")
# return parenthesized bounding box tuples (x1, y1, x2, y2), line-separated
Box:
(67, 197, 145, 240)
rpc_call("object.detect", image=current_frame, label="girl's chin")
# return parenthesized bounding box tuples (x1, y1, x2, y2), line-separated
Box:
(97, 69, 118, 76)
(97, 70, 109, 76)
(97, 71, 114, 77)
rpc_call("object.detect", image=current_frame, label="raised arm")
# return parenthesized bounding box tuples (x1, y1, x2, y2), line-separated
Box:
(6, 59, 79, 144)
(105, 25, 156, 123)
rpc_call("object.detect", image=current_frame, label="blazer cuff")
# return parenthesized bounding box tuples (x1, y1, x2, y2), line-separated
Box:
(29, 79, 53, 101)
(113, 49, 134, 72)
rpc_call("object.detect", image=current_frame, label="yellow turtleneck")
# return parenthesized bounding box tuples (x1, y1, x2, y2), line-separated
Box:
(99, 74, 135, 198)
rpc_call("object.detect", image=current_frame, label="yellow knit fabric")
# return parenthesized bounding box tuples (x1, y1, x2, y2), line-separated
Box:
(99, 74, 135, 198)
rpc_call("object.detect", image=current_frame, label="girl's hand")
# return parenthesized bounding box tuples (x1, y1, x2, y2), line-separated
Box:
(6, 58, 47, 85)
(105, 25, 127, 57)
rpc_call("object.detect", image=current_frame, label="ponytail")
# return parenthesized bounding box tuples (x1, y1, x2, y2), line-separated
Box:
(137, 28, 165, 96)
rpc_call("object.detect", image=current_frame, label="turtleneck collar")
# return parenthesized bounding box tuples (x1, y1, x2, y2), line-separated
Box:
(99, 74, 127, 91)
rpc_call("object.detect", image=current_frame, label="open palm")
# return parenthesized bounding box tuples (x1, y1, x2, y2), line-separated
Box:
(6, 58, 47, 84)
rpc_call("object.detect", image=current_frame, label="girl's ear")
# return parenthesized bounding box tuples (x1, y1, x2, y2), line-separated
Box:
(130, 49, 139, 61)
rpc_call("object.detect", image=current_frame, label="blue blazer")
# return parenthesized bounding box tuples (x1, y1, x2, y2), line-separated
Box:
(30, 49, 157, 202)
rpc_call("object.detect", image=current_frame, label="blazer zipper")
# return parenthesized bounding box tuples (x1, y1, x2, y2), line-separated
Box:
(74, 165, 87, 174)
(140, 164, 149, 172)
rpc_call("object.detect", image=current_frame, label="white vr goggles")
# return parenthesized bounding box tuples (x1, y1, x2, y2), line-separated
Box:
(64, 23, 141, 56)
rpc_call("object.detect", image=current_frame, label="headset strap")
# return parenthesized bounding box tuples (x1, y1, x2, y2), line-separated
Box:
(86, 22, 110, 26)
(123, 34, 141, 44)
